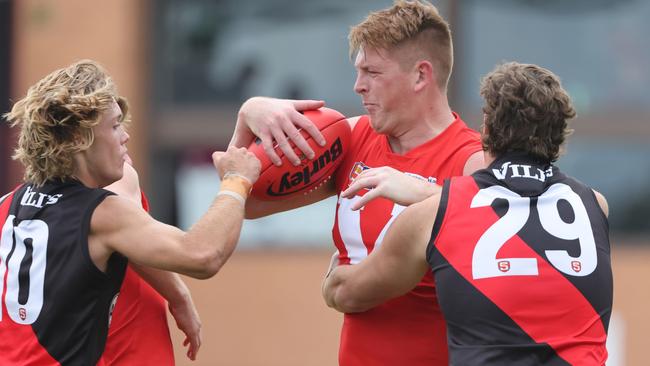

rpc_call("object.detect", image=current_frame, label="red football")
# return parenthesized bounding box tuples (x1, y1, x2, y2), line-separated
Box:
(248, 107, 351, 200)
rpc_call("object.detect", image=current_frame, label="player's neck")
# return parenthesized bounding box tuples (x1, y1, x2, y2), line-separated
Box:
(387, 104, 455, 155)
(484, 152, 496, 167)
(71, 156, 102, 189)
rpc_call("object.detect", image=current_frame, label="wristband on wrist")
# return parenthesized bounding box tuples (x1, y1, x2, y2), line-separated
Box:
(218, 174, 252, 206)
(223, 171, 252, 186)
(216, 190, 245, 206)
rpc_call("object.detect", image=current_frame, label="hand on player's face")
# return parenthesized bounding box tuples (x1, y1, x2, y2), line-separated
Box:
(239, 97, 326, 166)
(341, 167, 440, 210)
(212, 146, 261, 184)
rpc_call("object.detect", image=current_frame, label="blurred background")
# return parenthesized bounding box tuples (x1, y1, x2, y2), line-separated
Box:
(1, 0, 648, 365)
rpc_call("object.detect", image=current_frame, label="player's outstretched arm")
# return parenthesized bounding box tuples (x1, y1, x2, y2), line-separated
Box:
(89, 146, 260, 279)
(341, 166, 442, 210)
(105, 160, 202, 360)
(322, 194, 440, 313)
(231, 97, 326, 166)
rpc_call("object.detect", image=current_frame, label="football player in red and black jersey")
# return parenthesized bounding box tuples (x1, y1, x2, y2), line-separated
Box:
(0, 60, 260, 365)
(323, 61, 612, 366)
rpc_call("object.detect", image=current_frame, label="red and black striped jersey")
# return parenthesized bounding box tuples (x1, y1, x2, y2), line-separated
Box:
(0, 181, 127, 365)
(427, 152, 612, 365)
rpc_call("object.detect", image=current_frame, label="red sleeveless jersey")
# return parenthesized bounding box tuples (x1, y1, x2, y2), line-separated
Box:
(99, 192, 174, 365)
(332, 114, 481, 365)
(427, 153, 612, 365)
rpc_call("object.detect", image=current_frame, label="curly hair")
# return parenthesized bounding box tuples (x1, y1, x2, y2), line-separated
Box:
(4, 60, 130, 186)
(349, 0, 453, 90)
(480, 62, 576, 163)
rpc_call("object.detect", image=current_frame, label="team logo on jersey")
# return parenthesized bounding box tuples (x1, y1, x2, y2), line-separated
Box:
(19, 308, 26, 321)
(498, 260, 510, 272)
(571, 260, 582, 273)
(349, 162, 369, 182)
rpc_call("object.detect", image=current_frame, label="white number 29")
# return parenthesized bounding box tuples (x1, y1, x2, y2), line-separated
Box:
(471, 183, 597, 279)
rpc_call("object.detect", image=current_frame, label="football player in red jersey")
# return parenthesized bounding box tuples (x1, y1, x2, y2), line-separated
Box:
(0, 59, 260, 365)
(323, 62, 612, 365)
(229, 1, 483, 365)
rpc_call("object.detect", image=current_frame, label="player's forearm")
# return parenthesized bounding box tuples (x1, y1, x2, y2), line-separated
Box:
(181, 192, 246, 278)
(131, 263, 191, 305)
(323, 266, 378, 313)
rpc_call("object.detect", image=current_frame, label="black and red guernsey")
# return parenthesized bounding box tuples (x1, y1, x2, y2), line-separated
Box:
(0, 181, 127, 365)
(427, 153, 612, 365)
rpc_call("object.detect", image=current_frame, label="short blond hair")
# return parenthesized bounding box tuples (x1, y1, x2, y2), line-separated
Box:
(349, 0, 453, 89)
(4, 60, 129, 186)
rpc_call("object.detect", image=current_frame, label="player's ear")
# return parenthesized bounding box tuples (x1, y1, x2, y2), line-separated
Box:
(413, 60, 433, 92)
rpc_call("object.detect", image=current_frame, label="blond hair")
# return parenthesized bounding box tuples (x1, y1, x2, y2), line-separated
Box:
(349, 0, 453, 89)
(4, 60, 129, 186)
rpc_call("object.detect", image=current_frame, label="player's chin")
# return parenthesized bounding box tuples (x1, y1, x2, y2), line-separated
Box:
(368, 117, 386, 134)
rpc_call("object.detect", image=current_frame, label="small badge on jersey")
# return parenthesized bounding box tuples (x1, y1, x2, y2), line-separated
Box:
(498, 260, 510, 273)
(349, 162, 369, 182)
(19, 307, 26, 321)
(572, 260, 582, 273)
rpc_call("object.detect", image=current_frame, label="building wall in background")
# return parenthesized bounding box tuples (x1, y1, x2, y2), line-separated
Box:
(0, 0, 15, 193)
(8, 0, 151, 185)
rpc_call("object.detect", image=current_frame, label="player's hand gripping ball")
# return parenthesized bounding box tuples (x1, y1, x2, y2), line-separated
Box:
(248, 107, 351, 200)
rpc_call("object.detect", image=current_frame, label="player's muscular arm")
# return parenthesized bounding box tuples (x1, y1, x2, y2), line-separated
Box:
(90, 191, 245, 279)
(90, 147, 260, 279)
(323, 194, 440, 313)
(106, 165, 203, 361)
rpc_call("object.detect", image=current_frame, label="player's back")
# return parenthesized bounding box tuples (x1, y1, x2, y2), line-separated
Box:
(0, 181, 127, 365)
(428, 152, 612, 365)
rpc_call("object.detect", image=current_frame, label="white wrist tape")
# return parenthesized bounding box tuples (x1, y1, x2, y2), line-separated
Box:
(216, 190, 245, 206)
